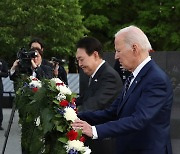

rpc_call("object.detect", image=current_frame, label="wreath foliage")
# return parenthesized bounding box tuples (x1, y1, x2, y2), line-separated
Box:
(15, 76, 91, 154)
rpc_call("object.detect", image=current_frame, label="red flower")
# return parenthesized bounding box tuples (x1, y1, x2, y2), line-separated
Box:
(67, 130, 78, 141)
(56, 83, 64, 86)
(71, 98, 76, 104)
(32, 87, 38, 92)
(59, 100, 69, 107)
(79, 136, 86, 142)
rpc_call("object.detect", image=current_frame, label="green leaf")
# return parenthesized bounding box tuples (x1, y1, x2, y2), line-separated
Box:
(41, 108, 54, 134)
(56, 125, 64, 132)
(53, 99, 59, 105)
(58, 137, 68, 144)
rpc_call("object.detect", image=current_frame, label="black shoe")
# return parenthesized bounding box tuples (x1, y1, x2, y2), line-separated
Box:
(0, 126, 4, 130)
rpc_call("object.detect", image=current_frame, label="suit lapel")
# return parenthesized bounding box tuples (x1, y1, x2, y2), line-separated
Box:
(83, 62, 106, 99)
(89, 62, 106, 86)
(117, 77, 140, 114)
(117, 60, 154, 114)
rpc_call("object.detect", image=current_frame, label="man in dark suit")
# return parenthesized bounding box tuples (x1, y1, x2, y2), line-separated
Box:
(76, 37, 122, 154)
(72, 26, 173, 154)
(0, 59, 8, 130)
(76, 37, 121, 111)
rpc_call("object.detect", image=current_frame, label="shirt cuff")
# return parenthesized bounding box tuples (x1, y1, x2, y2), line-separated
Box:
(92, 126, 98, 139)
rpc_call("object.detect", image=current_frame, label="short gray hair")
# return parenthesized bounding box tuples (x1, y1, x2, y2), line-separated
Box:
(115, 25, 152, 52)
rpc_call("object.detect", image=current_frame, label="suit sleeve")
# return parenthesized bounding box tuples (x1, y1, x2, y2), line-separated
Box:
(95, 76, 172, 139)
(78, 95, 122, 125)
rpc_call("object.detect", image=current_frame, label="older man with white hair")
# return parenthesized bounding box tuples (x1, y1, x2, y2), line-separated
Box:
(72, 25, 173, 154)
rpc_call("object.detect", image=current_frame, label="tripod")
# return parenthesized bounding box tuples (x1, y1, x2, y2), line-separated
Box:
(2, 98, 16, 154)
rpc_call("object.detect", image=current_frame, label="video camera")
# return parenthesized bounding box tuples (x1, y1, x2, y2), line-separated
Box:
(17, 47, 38, 72)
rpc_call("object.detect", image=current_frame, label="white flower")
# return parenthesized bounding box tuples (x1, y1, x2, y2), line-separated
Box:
(35, 116, 40, 126)
(56, 93, 66, 101)
(83, 147, 91, 154)
(51, 77, 72, 95)
(29, 76, 38, 80)
(64, 107, 78, 122)
(56, 85, 72, 95)
(51, 78, 63, 84)
(66, 140, 84, 152)
(29, 80, 42, 88)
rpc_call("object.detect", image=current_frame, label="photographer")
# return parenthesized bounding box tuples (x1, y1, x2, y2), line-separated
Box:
(29, 38, 68, 85)
(50, 57, 68, 85)
(29, 38, 53, 68)
(10, 48, 53, 81)
(0, 59, 8, 130)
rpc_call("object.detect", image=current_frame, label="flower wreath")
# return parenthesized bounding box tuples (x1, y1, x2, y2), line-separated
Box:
(16, 76, 91, 154)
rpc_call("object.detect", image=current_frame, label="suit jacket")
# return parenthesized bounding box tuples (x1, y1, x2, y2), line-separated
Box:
(76, 62, 122, 112)
(79, 60, 173, 154)
(57, 65, 68, 85)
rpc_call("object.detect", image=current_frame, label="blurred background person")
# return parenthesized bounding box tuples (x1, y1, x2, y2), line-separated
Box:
(30, 38, 68, 84)
(10, 48, 53, 81)
(114, 59, 131, 84)
(29, 38, 53, 68)
(49, 57, 68, 85)
(0, 59, 8, 130)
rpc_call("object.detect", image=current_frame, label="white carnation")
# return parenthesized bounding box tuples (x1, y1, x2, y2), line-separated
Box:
(66, 140, 84, 152)
(64, 107, 77, 122)
(29, 80, 42, 88)
(51, 78, 63, 84)
(56, 85, 72, 95)
(56, 93, 66, 101)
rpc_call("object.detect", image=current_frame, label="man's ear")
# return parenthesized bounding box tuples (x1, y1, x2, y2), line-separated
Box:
(132, 44, 139, 55)
(93, 51, 99, 58)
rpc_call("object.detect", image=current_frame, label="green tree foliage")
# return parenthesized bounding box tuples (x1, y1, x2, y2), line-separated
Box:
(79, 0, 180, 51)
(135, 0, 180, 51)
(0, 0, 86, 62)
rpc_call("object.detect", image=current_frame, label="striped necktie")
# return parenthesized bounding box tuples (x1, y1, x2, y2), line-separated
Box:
(123, 73, 134, 96)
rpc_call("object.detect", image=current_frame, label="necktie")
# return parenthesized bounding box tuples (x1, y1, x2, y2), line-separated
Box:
(123, 73, 134, 96)
(88, 76, 92, 86)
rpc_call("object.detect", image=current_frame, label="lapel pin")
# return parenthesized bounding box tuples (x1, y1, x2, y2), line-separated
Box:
(94, 79, 98, 82)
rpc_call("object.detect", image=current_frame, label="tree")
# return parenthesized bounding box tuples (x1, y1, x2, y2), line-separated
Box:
(79, 0, 180, 51)
(0, 0, 86, 67)
(135, 0, 180, 51)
